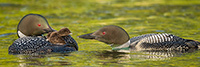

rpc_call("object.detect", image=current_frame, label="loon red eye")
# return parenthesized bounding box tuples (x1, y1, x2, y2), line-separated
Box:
(102, 32, 106, 35)
(37, 24, 41, 27)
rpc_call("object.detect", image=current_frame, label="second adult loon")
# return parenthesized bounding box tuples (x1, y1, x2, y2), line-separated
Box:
(78, 25, 200, 51)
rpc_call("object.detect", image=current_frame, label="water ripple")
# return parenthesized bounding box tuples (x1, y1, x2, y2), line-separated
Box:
(0, 33, 16, 37)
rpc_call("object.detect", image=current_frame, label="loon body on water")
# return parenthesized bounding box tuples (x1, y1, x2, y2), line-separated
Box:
(78, 25, 200, 51)
(9, 35, 77, 54)
(9, 14, 78, 54)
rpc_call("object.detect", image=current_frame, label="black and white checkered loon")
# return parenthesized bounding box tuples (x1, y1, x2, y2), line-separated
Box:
(78, 25, 200, 51)
(8, 14, 78, 54)
(9, 36, 78, 54)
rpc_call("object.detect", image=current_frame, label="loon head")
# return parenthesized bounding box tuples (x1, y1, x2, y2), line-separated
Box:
(78, 25, 130, 49)
(17, 14, 55, 38)
(57, 27, 72, 36)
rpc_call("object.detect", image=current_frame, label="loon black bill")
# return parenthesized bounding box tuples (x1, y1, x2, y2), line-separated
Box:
(78, 33, 95, 39)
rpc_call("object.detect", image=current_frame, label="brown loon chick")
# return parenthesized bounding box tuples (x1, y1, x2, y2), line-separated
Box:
(47, 27, 72, 45)
(78, 25, 200, 51)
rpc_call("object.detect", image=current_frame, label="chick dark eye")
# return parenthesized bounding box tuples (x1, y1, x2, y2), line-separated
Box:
(102, 32, 106, 35)
(37, 24, 41, 27)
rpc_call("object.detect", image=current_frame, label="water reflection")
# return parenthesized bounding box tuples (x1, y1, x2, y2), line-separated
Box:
(96, 50, 130, 59)
(130, 49, 198, 59)
(0, 3, 21, 7)
(11, 48, 199, 66)
(16, 53, 71, 67)
(0, 33, 15, 37)
(97, 49, 198, 60)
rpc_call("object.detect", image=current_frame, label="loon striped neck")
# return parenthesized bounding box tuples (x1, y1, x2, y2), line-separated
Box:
(112, 40, 130, 50)
(18, 31, 44, 38)
(17, 31, 27, 38)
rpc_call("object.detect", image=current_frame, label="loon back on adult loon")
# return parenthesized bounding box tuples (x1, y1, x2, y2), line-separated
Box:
(9, 35, 78, 54)
(78, 25, 200, 51)
(17, 14, 55, 38)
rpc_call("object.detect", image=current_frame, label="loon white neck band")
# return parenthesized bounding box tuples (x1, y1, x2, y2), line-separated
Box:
(112, 40, 130, 50)
(18, 31, 26, 38)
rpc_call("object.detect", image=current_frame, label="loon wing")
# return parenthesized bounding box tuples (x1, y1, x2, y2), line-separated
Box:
(130, 33, 199, 51)
(8, 37, 76, 54)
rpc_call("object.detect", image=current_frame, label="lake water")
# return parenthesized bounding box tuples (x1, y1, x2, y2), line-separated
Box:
(0, 0, 200, 66)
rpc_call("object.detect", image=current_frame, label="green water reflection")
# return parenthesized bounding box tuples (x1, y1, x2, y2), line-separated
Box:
(0, 0, 200, 66)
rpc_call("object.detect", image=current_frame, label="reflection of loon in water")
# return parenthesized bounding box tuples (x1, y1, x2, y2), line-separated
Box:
(16, 49, 198, 67)
(97, 49, 198, 60)
(16, 54, 71, 67)
(129, 49, 197, 59)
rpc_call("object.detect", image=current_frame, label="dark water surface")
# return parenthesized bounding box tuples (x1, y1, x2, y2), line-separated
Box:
(1, 0, 200, 66)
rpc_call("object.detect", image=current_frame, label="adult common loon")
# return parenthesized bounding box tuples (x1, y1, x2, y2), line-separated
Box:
(9, 14, 78, 54)
(78, 25, 200, 51)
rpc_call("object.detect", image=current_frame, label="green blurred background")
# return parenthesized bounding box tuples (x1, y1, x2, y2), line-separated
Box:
(0, 0, 200, 66)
